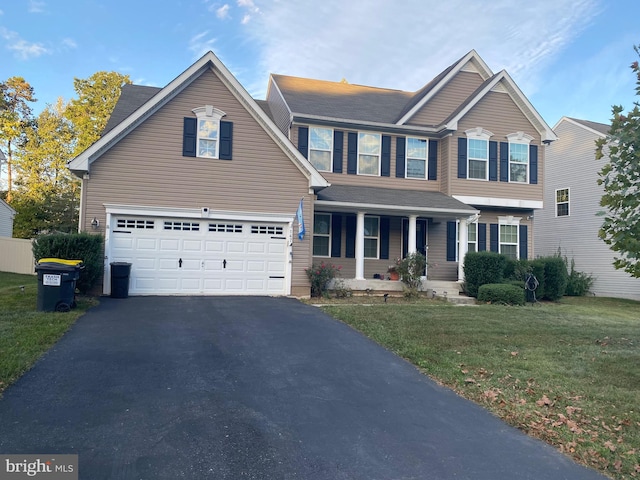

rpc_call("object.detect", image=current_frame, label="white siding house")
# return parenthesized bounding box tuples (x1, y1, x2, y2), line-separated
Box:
(0, 199, 15, 237)
(535, 117, 640, 301)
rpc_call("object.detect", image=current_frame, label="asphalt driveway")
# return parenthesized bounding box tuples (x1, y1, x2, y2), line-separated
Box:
(0, 297, 606, 479)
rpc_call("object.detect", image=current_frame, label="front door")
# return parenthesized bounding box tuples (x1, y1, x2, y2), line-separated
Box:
(402, 218, 428, 275)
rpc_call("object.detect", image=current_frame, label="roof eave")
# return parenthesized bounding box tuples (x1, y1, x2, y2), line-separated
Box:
(314, 199, 477, 218)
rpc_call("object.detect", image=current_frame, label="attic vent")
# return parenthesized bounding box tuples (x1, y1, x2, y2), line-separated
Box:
(116, 219, 155, 229)
(209, 223, 243, 233)
(163, 221, 200, 231)
(251, 225, 284, 235)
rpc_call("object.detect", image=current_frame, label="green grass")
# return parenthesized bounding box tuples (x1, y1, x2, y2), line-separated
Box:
(322, 297, 640, 479)
(0, 272, 97, 396)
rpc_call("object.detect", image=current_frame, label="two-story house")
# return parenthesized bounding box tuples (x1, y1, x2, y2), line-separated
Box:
(535, 117, 640, 301)
(69, 50, 555, 297)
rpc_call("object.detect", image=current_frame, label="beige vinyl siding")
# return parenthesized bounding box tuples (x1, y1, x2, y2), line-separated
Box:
(426, 221, 456, 281)
(82, 69, 312, 293)
(440, 137, 451, 196)
(0, 237, 34, 274)
(535, 119, 640, 301)
(266, 82, 291, 136)
(291, 125, 442, 192)
(449, 91, 543, 202)
(408, 72, 485, 126)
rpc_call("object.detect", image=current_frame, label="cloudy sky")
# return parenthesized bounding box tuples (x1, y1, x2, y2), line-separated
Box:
(0, 0, 639, 128)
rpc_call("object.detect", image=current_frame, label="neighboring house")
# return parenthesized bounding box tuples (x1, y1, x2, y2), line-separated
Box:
(0, 198, 16, 237)
(69, 50, 556, 297)
(535, 117, 640, 301)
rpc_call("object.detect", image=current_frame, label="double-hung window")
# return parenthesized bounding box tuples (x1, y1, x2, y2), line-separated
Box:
(406, 137, 428, 179)
(556, 188, 570, 217)
(358, 132, 381, 175)
(313, 213, 331, 257)
(499, 224, 519, 260)
(364, 216, 379, 258)
(506, 132, 533, 183)
(193, 106, 226, 158)
(309, 127, 333, 172)
(467, 222, 478, 253)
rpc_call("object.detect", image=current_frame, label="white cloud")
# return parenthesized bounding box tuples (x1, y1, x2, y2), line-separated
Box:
(0, 27, 51, 59)
(216, 4, 231, 19)
(189, 31, 217, 59)
(61, 38, 77, 49)
(241, 14, 251, 25)
(28, 0, 46, 13)
(243, 0, 601, 98)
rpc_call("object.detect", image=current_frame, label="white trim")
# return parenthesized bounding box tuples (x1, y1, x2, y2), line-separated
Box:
(103, 204, 294, 223)
(405, 136, 428, 180)
(313, 200, 477, 217)
(465, 130, 492, 181)
(308, 126, 334, 173)
(363, 215, 380, 259)
(555, 187, 570, 217)
(397, 50, 493, 125)
(444, 71, 557, 143)
(452, 195, 543, 210)
(192, 105, 226, 159)
(554, 116, 608, 138)
(312, 212, 332, 257)
(507, 140, 530, 184)
(497, 216, 521, 259)
(0, 198, 16, 215)
(357, 132, 382, 176)
(68, 51, 329, 189)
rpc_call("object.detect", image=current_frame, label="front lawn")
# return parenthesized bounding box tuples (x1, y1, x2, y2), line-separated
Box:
(322, 297, 640, 479)
(0, 272, 97, 395)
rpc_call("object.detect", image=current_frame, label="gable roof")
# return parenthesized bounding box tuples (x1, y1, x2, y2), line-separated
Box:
(270, 50, 556, 142)
(68, 51, 328, 189)
(0, 198, 16, 216)
(102, 84, 161, 136)
(557, 117, 610, 137)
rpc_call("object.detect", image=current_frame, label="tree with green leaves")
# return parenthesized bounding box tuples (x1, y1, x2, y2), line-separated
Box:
(64, 71, 131, 156)
(596, 44, 640, 278)
(0, 77, 36, 200)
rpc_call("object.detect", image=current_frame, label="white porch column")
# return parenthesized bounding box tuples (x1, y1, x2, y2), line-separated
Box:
(408, 215, 418, 254)
(457, 218, 468, 282)
(355, 211, 365, 280)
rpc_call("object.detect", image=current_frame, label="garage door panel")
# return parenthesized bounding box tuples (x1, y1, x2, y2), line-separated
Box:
(112, 216, 288, 295)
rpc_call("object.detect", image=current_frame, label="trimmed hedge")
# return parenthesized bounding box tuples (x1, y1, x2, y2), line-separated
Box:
(463, 251, 507, 297)
(478, 283, 525, 306)
(541, 256, 568, 301)
(33, 233, 104, 294)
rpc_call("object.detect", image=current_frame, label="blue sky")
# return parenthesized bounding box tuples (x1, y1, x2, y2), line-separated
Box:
(0, 0, 639, 129)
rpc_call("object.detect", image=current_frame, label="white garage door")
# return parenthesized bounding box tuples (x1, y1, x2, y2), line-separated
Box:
(109, 216, 289, 295)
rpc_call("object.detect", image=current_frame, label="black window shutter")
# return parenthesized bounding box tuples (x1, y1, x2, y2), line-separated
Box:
(219, 121, 233, 160)
(381, 135, 391, 177)
(396, 137, 406, 178)
(457, 137, 467, 179)
(183, 117, 197, 157)
(489, 141, 498, 181)
(297, 126, 309, 158)
(530, 145, 538, 184)
(345, 215, 356, 258)
(490, 223, 499, 252)
(428, 139, 438, 180)
(331, 214, 342, 258)
(333, 130, 343, 173)
(446, 221, 457, 261)
(500, 142, 509, 182)
(347, 133, 358, 175)
(380, 217, 390, 260)
(478, 223, 487, 251)
(519, 225, 528, 260)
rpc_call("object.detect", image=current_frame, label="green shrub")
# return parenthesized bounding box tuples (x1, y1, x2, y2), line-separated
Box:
(32, 232, 104, 294)
(463, 251, 507, 297)
(562, 255, 595, 296)
(505, 258, 532, 282)
(306, 262, 342, 298)
(395, 252, 427, 291)
(477, 283, 525, 305)
(540, 256, 568, 301)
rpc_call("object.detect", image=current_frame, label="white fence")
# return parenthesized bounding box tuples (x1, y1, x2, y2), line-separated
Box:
(0, 237, 35, 275)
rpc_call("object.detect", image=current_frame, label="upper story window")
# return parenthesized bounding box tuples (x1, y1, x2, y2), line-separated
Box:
(556, 188, 570, 217)
(309, 127, 333, 172)
(192, 106, 226, 159)
(466, 128, 492, 180)
(364, 216, 380, 258)
(358, 132, 381, 176)
(506, 132, 533, 183)
(406, 137, 428, 179)
(313, 213, 331, 257)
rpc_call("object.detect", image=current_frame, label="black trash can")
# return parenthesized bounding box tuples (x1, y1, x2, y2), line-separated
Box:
(110, 262, 132, 298)
(35, 259, 83, 312)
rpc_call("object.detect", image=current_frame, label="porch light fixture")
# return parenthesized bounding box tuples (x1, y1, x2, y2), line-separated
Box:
(91, 217, 100, 229)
